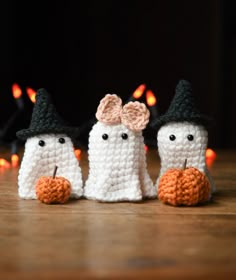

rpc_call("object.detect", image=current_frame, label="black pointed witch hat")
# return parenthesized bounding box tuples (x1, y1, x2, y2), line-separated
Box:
(17, 88, 79, 140)
(152, 80, 211, 129)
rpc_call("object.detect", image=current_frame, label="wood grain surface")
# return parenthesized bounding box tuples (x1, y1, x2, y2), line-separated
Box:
(0, 149, 236, 279)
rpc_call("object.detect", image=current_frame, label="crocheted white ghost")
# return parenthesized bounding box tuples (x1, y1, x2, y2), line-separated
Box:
(157, 122, 215, 193)
(18, 133, 83, 199)
(84, 94, 156, 202)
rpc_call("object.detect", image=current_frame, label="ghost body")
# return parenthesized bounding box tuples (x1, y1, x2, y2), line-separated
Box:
(157, 122, 215, 193)
(153, 80, 215, 198)
(84, 122, 155, 202)
(18, 133, 83, 199)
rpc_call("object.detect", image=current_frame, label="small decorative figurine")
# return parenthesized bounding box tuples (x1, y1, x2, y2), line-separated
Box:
(84, 94, 156, 202)
(158, 159, 210, 206)
(152, 80, 215, 206)
(17, 88, 83, 201)
(36, 166, 71, 204)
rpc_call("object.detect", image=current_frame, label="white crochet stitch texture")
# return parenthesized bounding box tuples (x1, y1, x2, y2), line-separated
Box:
(84, 122, 156, 202)
(157, 121, 215, 192)
(18, 133, 83, 199)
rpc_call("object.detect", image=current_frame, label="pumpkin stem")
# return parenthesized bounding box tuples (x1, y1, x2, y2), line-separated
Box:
(52, 166, 58, 179)
(183, 159, 187, 170)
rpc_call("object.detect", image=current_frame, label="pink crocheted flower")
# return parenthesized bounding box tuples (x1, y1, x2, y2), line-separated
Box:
(121, 101, 150, 132)
(96, 94, 122, 125)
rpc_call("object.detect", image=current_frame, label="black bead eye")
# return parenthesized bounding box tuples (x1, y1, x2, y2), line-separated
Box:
(58, 137, 65, 144)
(187, 134, 194, 141)
(121, 133, 128, 140)
(169, 134, 176, 141)
(38, 140, 45, 147)
(102, 134, 108, 140)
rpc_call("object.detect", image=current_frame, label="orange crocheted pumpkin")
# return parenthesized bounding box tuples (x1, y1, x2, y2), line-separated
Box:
(36, 166, 71, 204)
(158, 163, 210, 206)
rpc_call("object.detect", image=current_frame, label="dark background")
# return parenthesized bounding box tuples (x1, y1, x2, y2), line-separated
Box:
(0, 0, 235, 148)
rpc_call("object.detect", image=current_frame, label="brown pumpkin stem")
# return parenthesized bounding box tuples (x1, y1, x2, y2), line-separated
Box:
(183, 159, 187, 170)
(52, 166, 58, 179)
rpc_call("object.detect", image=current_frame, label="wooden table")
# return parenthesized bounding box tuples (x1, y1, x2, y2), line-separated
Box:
(0, 149, 236, 279)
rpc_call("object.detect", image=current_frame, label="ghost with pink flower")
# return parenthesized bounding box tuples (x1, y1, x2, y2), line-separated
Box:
(84, 94, 156, 202)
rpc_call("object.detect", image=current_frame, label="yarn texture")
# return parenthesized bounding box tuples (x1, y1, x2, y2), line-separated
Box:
(152, 80, 211, 129)
(18, 134, 83, 199)
(158, 122, 208, 174)
(96, 94, 150, 131)
(36, 176, 71, 204)
(96, 94, 122, 125)
(121, 102, 150, 132)
(17, 89, 83, 200)
(84, 94, 156, 202)
(17, 88, 79, 140)
(158, 167, 210, 206)
(157, 122, 215, 195)
(155, 80, 215, 198)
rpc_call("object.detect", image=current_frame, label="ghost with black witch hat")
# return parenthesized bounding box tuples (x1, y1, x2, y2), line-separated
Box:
(17, 89, 83, 199)
(153, 80, 215, 196)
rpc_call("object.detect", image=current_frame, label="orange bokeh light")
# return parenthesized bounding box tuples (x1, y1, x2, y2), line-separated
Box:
(12, 83, 22, 99)
(206, 148, 217, 168)
(11, 154, 19, 168)
(26, 87, 36, 103)
(146, 90, 157, 106)
(132, 84, 146, 99)
(144, 145, 149, 153)
(206, 148, 216, 160)
(74, 149, 82, 161)
(0, 158, 11, 168)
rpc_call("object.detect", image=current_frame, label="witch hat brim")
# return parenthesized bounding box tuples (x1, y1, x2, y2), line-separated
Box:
(152, 80, 212, 129)
(17, 88, 79, 140)
(16, 126, 79, 140)
(152, 111, 212, 129)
